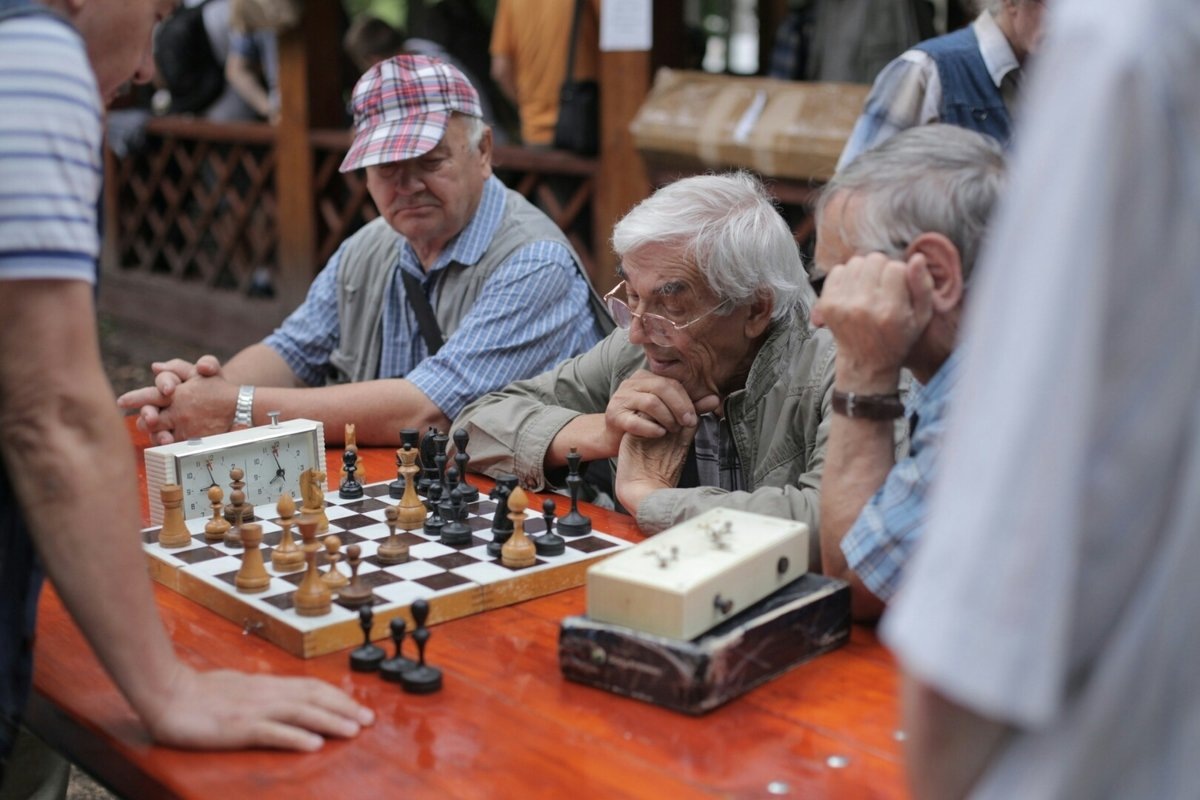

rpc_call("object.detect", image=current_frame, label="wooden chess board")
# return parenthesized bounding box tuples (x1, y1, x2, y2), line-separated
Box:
(141, 481, 630, 658)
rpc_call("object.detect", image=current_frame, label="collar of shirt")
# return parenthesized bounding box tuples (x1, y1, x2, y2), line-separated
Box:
(974, 11, 1022, 88)
(905, 347, 963, 425)
(396, 174, 507, 281)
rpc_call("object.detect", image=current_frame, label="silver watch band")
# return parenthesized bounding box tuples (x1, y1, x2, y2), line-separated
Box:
(232, 385, 255, 429)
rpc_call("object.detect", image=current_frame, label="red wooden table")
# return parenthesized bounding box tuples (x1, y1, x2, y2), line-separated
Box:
(27, 421, 906, 798)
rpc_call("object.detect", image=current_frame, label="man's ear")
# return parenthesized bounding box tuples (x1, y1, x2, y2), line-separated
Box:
(743, 292, 774, 338)
(478, 126, 494, 178)
(907, 233, 964, 314)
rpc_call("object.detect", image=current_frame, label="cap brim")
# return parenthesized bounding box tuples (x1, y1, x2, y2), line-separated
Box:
(338, 111, 451, 172)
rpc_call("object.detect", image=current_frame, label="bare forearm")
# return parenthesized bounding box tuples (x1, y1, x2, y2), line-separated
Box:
(903, 676, 1012, 799)
(222, 343, 304, 387)
(226, 55, 271, 118)
(546, 413, 618, 467)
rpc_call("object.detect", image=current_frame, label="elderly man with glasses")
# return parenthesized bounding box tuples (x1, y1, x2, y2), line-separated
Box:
(454, 172, 835, 553)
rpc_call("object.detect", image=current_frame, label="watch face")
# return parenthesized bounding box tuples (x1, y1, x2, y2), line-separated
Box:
(174, 432, 320, 519)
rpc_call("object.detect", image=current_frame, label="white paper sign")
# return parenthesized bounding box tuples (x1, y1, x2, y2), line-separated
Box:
(600, 0, 652, 52)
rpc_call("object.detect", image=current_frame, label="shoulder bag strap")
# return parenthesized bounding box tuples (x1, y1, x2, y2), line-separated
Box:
(401, 270, 446, 356)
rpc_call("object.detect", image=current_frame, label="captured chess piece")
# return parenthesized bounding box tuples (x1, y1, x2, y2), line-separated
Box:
(340, 449, 364, 500)
(299, 467, 330, 532)
(349, 605, 385, 672)
(452, 428, 479, 502)
(270, 491, 305, 572)
(158, 483, 191, 548)
(438, 466, 472, 547)
(534, 497, 566, 556)
(399, 598, 442, 694)
(337, 544, 373, 607)
(293, 516, 332, 616)
(501, 486, 537, 569)
(557, 448, 592, 536)
(223, 466, 246, 523)
(321, 535, 349, 589)
(235, 523, 271, 593)
(203, 484, 230, 544)
(379, 616, 417, 682)
(487, 474, 519, 558)
(224, 486, 247, 549)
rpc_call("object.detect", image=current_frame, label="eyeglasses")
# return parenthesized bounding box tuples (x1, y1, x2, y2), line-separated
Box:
(603, 280, 732, 346)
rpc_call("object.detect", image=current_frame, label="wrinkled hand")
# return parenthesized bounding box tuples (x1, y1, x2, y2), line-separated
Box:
(117, 356, 234, 444)
(614, 425, 697, 517)
(603, 370, 719, 453)
(143, 666, 374, 752)
(811, 253, 933, 391)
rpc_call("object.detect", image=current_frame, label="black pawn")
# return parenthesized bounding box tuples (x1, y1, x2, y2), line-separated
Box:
(487, 475, 518, 558)
(438, 464, 459, 521)
(557, 449, 591, 536)
(380, 617, 417, 682)
(534, 497, 565, 556)
(423, 482, 445, 538)
(349, 605, 385, 672)
(400, 598, 442, 694)
(339, 449, 364, 500)
(452, 428, 479, 502)
(388, 449, 406, 499)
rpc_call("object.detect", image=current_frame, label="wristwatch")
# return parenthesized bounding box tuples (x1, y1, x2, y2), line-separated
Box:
(831, 389, 904, 420)
(232, 385, 255, 429)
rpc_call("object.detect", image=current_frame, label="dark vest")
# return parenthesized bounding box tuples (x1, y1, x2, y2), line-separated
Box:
(916, 25, 1013, 146)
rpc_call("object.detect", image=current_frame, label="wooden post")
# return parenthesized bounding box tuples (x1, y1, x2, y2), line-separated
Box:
(273, 3, 344, 310)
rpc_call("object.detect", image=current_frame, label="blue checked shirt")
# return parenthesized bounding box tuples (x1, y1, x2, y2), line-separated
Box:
(264, 177, 602, 420)
(840, 350, 961, 602)
(836, 12, 1020, 172)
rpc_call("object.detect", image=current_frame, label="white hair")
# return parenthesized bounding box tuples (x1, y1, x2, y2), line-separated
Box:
(611, 172, 812, 322)
(818, 125, 1005, 280)
(455, 112, 488, 149)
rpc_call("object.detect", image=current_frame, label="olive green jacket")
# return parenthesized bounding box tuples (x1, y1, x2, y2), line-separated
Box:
(454, 309, 837, 555)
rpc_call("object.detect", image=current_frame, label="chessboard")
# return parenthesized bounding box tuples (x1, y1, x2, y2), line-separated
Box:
(141, 481, 630, 658)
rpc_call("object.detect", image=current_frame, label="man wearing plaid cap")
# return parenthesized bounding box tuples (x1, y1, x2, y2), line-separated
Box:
(121, 55, 609, 446)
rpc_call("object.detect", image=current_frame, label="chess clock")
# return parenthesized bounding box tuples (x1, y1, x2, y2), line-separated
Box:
(144, 416, 326, 524)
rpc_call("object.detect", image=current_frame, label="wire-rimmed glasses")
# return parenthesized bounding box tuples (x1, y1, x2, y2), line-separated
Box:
(602, 280, 732, 346)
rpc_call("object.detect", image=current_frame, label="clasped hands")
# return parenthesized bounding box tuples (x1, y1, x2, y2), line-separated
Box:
(812, 252, 934, 391)
(605, 370, 719, 515)
(117, 354, 236, 445)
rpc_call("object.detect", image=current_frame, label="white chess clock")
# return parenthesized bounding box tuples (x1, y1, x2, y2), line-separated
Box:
(144, 416, 326, 524)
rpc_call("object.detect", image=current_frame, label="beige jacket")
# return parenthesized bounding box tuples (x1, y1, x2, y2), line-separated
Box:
(454, 309, 836, 549)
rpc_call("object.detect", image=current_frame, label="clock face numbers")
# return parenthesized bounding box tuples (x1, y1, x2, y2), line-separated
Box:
(177, 438, 314, 517)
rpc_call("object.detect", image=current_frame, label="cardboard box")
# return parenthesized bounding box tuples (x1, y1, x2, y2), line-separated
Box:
(630, 68, 869, 183)
(560, 573, 850, 715)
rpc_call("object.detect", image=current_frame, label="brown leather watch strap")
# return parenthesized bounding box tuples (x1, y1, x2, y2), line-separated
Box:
(832, 389, 904, 420)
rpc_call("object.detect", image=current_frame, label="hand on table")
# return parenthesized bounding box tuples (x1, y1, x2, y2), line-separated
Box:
(142, 666, 374, 752)
(811, 253, 933, 391)
(614, 423, 698, 517)
(117, 355, 234, 444)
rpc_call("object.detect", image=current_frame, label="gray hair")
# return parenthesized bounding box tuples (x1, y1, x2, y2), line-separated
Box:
(818, 124, 1005, 280)
(611, 172, 811, 322)
(455, 112, 488, 149)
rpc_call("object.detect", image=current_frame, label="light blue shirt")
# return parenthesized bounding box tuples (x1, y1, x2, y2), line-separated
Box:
(265, 177, 602, 419)
(841, 350, 961, 602)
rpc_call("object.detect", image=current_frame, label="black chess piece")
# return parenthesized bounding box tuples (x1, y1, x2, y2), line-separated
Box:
(418, 426, 439, 495)
(400, 598, 442, 694)
(439, 464, 459, 521)
(487, 475, 518, 558)
(424, 482, 445, 538)
(340, 449, 364, 500)
(533, 497, 566, 556)
(379, 616, 417, 682)
(349, 605, 385, 672)
(427, 436, 449, 512)
(439, 470, 472, 547)
(452, 428, 479, 502)
(388, 450, 406, 499)
(557, 449, 592, 536)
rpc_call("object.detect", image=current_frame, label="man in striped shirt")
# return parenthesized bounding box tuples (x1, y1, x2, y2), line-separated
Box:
(120, 55, 608, 446)
(0, 0, 374, 775)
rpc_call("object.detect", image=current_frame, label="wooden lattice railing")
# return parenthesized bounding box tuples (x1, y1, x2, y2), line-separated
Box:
(102, 119, 601, 350)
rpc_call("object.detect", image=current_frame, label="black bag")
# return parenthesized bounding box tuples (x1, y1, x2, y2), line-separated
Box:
(154, 0, 225, 115)
(552, 0, 599, 156)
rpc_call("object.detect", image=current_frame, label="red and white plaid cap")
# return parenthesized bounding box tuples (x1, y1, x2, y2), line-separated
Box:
(339, 55, 483, 172)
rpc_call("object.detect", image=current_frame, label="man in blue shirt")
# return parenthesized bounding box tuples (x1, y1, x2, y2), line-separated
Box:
(121, 55, 607, 445)
(0, 0, 373, 777)
(811, 124, 1006, 620)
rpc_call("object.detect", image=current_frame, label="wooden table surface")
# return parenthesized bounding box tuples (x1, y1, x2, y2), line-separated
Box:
(27, 421, 906, 799)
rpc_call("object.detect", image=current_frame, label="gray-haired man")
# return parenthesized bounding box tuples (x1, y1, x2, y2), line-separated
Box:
(812, 124, 1006, 620)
